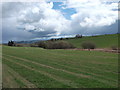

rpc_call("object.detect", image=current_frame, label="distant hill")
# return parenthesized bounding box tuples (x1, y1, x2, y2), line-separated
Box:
(64, 34, 119, 48)
(15, 40, 39, 44)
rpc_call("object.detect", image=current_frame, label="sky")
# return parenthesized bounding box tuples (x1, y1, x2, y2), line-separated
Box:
(1, 0, 119, 43)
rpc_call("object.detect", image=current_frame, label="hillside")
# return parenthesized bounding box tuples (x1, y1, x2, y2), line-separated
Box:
(6, 34, 119, 49)
(64, 34, 119, 49)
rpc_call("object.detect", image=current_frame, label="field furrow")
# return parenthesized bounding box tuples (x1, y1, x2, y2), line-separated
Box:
(2, 46, 118, 88)
(3, 64, 37, 88)
(3, 54, 118, 87)
(3, 53, 118, 83)
(3, 57, 81, 88)
(3, 54, 91, 78)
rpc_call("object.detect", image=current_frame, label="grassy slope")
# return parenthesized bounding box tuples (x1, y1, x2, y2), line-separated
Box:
(64, 34, 119, 48)
(3, 46, 118, 88)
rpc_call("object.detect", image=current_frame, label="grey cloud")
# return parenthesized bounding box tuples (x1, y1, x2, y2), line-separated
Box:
(2, 17, 36, 43)
(2, 2, 24, 18)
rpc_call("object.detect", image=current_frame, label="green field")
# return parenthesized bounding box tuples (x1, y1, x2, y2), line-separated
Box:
(66, 34, 119, 48)
(2, 45, 118, 88)
(0, 46, 2, 89)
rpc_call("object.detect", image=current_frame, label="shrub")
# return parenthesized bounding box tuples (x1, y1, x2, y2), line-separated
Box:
(66, 38, 69, 40)
(51, 38, 55, 41)
(15, 44, 30, 47)
(60, 38, 63, 40)
(30, 43, 38, 47)
(15, 44, 23, 47)
(37, 41, 47, 48)
(81, 41, 96, 49)
(36, 41, 75, 49)
(75, 34, 82, 38)
(111, 45, 118, 50)
(51, 41, 75, 49)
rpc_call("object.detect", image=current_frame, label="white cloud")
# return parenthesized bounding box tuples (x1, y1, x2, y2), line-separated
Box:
(15, 1, 71, 36)
(25, 24, 35, 31)
(2, 0, 119, 42)
(64, 0, 118, 27)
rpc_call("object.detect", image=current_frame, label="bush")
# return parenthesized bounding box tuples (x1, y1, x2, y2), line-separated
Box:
(37, 41, 47, 48)
(51, 38, 55, 41)
(15, 44, 23, 47)
(75, 34, 82, 38)
(51, 41, 75, 49)
(30, 43, 38, 47)
(36, 41, 75, 49)
(15, 44, 30, 47)
(81, 41, 96, 49)
(60, 38, 63, 40)
(111, 45, 118, 50)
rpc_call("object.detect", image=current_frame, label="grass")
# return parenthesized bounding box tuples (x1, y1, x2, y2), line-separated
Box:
(2, 45, 118, 88)
(0, 46, 2, 89)
(64, 34, 119, 48)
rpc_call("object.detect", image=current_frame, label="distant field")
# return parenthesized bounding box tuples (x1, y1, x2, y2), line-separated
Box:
(2, 46, 118, 88)
(65, 34, 119, 48)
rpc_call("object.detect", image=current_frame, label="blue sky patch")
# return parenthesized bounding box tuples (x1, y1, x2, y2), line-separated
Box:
(53, 2, 76, 20)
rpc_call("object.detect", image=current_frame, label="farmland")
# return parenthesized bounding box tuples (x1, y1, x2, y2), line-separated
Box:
(2, 45, 118, 88)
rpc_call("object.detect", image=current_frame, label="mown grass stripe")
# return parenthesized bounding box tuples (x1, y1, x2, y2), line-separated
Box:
(7, 50, 117, 73)
(3, 64, 20, 88)
(3, 54, 117, 83)
(3, 57, 81, 88)
(3, 60, 71, 88)
(3, 54, 90, 78)
(3, 64, 37, 88)
(3, 46, 118, 74)
(3, 54, 117, 87)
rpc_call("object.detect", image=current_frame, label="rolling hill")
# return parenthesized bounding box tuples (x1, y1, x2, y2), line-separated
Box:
(65, 34, 119, 48)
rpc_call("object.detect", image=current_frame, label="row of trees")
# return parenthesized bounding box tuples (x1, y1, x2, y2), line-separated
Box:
(8, 41, 15, 46)
(50, 34, 83, 41)
(75, 34, 82, 38)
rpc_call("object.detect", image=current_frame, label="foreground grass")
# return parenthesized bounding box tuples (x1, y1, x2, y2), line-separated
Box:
(2, 46, 118, 88)
(0, 46, 2, 89)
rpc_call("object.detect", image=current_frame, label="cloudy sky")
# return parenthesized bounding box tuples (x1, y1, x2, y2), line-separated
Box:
(1, 0, 119, 43)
